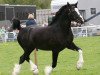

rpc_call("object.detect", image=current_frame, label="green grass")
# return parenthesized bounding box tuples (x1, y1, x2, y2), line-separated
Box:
(0, 36, 100, 75)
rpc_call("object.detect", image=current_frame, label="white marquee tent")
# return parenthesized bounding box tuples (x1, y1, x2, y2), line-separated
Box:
(51, 0, 78, 13)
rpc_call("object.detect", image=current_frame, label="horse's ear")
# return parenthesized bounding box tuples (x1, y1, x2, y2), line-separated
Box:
(67, 2, 70, 7)
(75, 2, 78, 7)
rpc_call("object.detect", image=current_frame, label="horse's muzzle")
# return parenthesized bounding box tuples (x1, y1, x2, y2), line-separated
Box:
(76, 18, 84, 25)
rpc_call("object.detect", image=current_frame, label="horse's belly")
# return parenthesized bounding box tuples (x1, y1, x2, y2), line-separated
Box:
(36, 43, 66, 51)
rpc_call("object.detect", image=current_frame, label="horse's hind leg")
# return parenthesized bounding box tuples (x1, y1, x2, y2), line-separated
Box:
(12, 53, 25, 75)
(44, 51, 59, 75)
(12, 51, 28, 75)
(12, 48, 31, 75)
(12, 48, 38, 75)
(28, 60, 39, 75)
(12, 64, 21, 75)
(67, 42, 84, 70)
(26, 48, 39, 75)
(20, 48, 38, 75)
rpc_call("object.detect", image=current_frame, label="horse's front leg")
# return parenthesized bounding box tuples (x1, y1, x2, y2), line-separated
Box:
(77, 49, 84, 70)
(67, 42, 84, 70)
(44, 51, 59, 75)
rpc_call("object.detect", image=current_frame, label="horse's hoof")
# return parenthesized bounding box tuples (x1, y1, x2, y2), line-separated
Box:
(33, 69, 39, 75)
(76, 61, 84, 70)
(44, 66, 53, 75)
(12, 64, 21, 75)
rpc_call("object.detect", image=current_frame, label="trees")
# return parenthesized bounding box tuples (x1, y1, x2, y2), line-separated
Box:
(37, 0, 51, 9)
(0, 0, 51, 9)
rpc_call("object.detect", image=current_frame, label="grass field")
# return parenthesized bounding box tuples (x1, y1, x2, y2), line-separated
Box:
(0, 36, 100, 75)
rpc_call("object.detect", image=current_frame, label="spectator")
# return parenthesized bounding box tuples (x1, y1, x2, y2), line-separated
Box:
(26, 13, 37, 26)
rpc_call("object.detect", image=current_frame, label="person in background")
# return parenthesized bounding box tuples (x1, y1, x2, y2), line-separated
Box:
(26, 13, 37, 26)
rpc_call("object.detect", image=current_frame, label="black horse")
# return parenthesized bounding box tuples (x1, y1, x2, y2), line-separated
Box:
(12, 2, 84, 75)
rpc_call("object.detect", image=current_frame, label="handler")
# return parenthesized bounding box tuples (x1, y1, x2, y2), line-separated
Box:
(26, 13, 37, 26)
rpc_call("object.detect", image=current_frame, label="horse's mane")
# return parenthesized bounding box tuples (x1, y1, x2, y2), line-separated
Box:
(49, 5, 67, 25)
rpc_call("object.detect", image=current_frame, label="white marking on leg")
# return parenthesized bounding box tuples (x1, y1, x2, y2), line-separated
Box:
(29, 60, 39, 75)
(44, 66, 53, 75)
(77, 49, 84, 70)
(12, 64, 21, 75)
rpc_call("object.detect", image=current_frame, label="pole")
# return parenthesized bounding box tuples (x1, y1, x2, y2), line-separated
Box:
(34, 48, 38, 67)
(33, 48, 39, 75)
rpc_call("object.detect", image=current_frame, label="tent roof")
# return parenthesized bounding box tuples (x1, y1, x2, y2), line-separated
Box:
(51, 0, 78, 5)
(51, 0, 78, 13)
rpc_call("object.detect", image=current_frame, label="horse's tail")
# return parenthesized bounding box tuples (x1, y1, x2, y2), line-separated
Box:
(11, 18, 21, 30)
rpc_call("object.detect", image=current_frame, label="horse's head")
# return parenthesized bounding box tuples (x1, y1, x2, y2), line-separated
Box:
(66, 2, 84, 24)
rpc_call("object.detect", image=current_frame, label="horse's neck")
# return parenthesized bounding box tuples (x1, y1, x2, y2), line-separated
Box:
(59, 17, 71, 29)
(50, 15, 72, 31)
